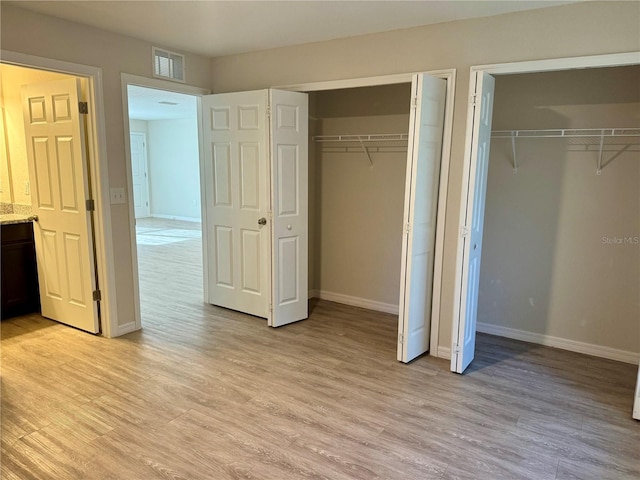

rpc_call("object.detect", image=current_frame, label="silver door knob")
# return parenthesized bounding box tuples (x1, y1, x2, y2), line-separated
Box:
(258, 217, 267, 226)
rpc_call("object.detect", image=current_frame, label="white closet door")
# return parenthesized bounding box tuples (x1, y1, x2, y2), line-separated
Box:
(130, 132, 150, 218)
(201, 90, 271, 319)
(269, 89, 309, 327)
(22, 78, 100, 333)
(453, 72, 495, 373)
(397, 74, 447, 363)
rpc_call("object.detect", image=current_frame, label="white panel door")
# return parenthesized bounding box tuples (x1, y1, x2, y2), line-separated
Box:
(202, 90, 271, 318)
(397, 74, 447, 363)
(269, 90, 308, 327)
(454, 72, 495, 373)
(130, 132, 150, 218)
(22, 78, 99, 333)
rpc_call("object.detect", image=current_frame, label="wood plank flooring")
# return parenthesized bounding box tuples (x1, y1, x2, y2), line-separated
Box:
(2, 218, 638, 479)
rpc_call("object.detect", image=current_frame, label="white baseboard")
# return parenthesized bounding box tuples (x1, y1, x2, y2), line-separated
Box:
(109, 321, 140, 338)
(151, 214, 201, 223)
(477, 322, 639, 365)
(308, 289, 399, 315)
(436, 346, 451, 360)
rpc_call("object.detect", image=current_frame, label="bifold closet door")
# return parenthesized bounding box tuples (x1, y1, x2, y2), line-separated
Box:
(201, 90, 271, 319)
(269, 89, 309, 327)
(397, 73, 447, 363)
(453, 72, 495, 374)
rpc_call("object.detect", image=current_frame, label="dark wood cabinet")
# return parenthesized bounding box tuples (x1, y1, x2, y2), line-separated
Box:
(1, 222, 40, 319)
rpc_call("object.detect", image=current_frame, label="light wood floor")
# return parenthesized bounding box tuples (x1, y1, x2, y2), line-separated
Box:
(2, 218, 638, 479)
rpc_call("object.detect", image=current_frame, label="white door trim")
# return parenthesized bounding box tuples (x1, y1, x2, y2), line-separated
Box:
(1, 49, 117, 337)
(452, 51, 640, 372)
(120, 73, 210, 332)
(129, 131, 150, 218)
(277, 69, 456, 357)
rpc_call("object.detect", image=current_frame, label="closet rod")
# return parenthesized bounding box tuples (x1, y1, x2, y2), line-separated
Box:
(491, 128, 640, 175)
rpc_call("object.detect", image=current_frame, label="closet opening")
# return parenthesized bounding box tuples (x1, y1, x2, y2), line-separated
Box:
(307, 80, 446, 362)
(457, 64, 640, 414)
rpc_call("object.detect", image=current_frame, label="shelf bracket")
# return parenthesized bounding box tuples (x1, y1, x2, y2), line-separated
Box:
(596, 129, 605, 175)
(511, 134, 518, 174)
(358, 137, 374, 168)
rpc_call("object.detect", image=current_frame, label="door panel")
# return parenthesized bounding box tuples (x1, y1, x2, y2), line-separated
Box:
(398, 74, 447, 362)
(202, 91, 270, 318)
(454, 72, 495, 373)
(130, 132, 149, 218)
(269, 90, 308, 327)
(22, 78, 99, 333)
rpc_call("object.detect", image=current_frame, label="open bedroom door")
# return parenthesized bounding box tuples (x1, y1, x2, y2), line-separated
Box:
(201, 89, 308, 327)
(397, 73, 447, 363)
(201, 90, 272, 320)
(22, 78, 100, 334)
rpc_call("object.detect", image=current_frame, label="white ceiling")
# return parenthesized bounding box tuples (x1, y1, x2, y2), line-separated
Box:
(10, 1, 577, 58)
(127, 85, 197, 120)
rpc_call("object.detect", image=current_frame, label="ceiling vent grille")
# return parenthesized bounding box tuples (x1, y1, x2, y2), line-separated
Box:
(152, 47, 185, 83)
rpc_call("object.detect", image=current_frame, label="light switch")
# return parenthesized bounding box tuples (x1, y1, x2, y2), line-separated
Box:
(110, 187, 126, 205)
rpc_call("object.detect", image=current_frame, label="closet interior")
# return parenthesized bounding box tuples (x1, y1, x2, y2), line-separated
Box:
(308, 83, 412, 315)
(478, 65, 640, 363)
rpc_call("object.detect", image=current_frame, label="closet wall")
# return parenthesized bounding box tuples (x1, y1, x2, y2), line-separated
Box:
(478, 66, 640, 357)
(309, 84, 411, 309)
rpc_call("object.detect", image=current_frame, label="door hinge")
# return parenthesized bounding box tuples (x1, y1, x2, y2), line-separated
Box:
(469, 93, 477, 107)
(405, 222, 411, 234)
(266, 105, 271, 118)
(453, 343, 461, 354)
(399, 333, 404, 345)
(93, 289, 102, 301)
(412, 96, 418, 109)
(79, 102, 89, 115)
(86, 199, 95, 211)
(269, 303, 273, 313)
(460, 225, 469, 237)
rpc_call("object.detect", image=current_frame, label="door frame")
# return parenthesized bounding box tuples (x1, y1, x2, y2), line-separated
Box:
(129, 131, 151, 219)
(278, 69, 456, 356)
(121, 73, 210, 331)
(0, 50, 117, 336)
(452, 51, 640, 372)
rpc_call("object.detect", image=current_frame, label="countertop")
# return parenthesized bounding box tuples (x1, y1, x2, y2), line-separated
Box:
(0, 214, 37, 225)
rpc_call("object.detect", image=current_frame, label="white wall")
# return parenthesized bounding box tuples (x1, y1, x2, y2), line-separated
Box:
(479, 66, 640, 358)
(1, 4, 212, 328)
(146, 117, 201, 221)
(210, 1, 640, 352)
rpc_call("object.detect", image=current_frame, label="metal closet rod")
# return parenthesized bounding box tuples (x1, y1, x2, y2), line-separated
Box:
(491, 128, 640, 175)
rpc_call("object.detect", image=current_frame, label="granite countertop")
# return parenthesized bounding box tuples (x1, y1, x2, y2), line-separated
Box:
(0, 213, 38, 225)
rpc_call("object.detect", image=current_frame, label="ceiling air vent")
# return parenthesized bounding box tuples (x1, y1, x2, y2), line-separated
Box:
(152, 47, 185, 83)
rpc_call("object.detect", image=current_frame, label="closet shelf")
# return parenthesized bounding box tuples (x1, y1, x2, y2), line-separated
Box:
(313, 133, 409, 143)
(312, 134, 409, 168)
(491, 128, 640, 175)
